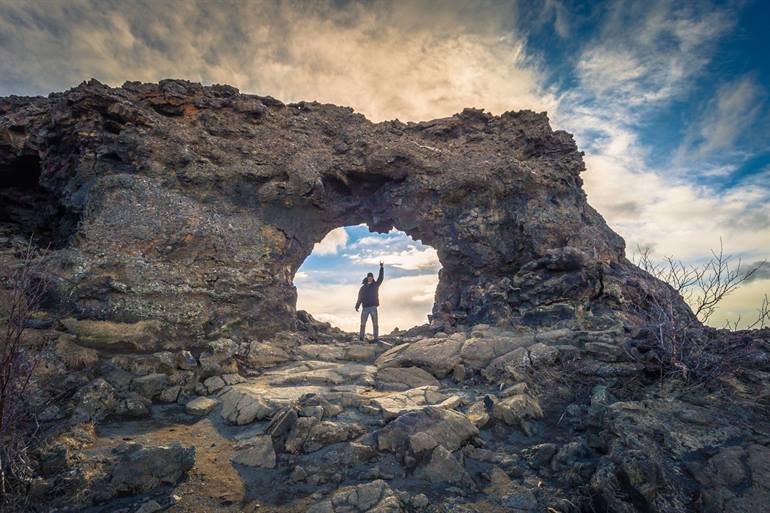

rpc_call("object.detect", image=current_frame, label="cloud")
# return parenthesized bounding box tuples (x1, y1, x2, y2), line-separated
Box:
(350, 235, 399, 249)
(676, 75, 765, 160)
(313, 227, 349, 255)
(708, 279, 770, 330)
(297, 274, 438, 333)
(348, 246, 441, 271)
(0, 0, 555, 122)
(569, 0, 734, 108)
(744, 261, 770, 283)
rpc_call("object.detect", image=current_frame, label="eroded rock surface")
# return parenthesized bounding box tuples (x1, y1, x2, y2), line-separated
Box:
(0, 79, 688, 346)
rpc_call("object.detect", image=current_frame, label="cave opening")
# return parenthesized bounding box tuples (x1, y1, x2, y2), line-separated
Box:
(0, 154, 75, 249)
(294, 224, 442, 334)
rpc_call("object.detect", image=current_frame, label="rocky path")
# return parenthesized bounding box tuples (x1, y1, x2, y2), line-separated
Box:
(32, 322, 770, 513)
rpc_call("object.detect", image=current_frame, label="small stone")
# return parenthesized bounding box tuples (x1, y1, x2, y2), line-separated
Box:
(152, 351, 176, 372)
(159, 385, 181, 403)
(222, 373, 246, 385)
(130, 373, 168, 399)
(177, 350, 197, 370)
(412, 493, 430, 509)
(492, 394, 543, 435)
(501, 383, 529, 397)
(527, 342, 559, 368)
(467, 400, 491, 428)
(291, 465, 308, 482)
(186, 396, 218, 416)
(438, 395, 462, 410)
(204, 375, 226, 394)
(118, 397, 151, 418)
(452, 363, 466, 382)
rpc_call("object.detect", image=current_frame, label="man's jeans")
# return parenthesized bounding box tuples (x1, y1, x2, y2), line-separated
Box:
(360, 306, 378, 340)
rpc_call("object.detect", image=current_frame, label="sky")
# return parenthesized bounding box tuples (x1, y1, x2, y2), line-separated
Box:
(1, 0, 767, 331)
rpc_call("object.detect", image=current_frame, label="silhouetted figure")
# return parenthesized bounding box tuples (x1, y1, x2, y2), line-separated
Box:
(355, 261, 384, 341)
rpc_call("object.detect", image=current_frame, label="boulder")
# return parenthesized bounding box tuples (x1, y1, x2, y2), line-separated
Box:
(307, 479, 403, 513)
(492, 393, 543, 435)
(527, 342, 559, 368)
(482, 347, 531, 382)
(692, 444, 770, 513)
(109, 442, 194, 495)
(371, 386, 448, 420)
(415, 446, 474, 487)
(584, 341, 624, 362)
(176, 350, 197, 370)
(285, 417, 362, 453)
(375, 337, 464, 378)
(116, 395, 151, 418)
(203, 375, 225, 394)
(186, 396, 218, 416)
(71, 378, 117, 423)
(199, 338, 238, 376)
(375, 367, 440, 391)
(246, 341, 290, 369)
(231, 435, 276, 468)
(130, 373, 168, 399)
(158, 385, 181, 403)
(152, 351, 177, 373)
(376, 406, 478, 457)
(467, 400, 491, 428)
(220, 387, 274, 425)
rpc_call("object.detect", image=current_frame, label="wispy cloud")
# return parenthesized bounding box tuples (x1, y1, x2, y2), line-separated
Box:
(676, 75, 766, 160)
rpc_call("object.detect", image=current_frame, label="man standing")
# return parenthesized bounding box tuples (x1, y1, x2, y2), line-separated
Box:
(355, 261, 384, 342)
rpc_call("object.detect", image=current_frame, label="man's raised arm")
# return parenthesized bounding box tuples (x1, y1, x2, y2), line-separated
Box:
(377, 261, 384, 284)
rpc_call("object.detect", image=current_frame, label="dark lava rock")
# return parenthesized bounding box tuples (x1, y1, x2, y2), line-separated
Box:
(0, 81, 690, 347)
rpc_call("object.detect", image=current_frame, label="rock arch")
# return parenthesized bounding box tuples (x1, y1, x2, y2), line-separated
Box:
(0, 80, 685, 348)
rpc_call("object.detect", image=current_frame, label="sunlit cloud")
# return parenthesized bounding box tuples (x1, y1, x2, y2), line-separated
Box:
(347, 246, 441, 271)
(297, 274, 438, 333)
(0, 0, 554, 122)
(313, 227, 349, 255)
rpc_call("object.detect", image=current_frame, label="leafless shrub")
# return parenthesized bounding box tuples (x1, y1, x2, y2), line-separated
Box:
(631, 241, 766, 382)
(0, 241, 49, 507)
(633, 239, 764, 325)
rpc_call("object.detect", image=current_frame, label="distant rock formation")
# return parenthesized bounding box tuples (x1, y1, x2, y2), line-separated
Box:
(0, 79, 685, 346)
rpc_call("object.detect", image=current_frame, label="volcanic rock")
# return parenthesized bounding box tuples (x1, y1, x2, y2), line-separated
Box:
(0, 80, 689, 345)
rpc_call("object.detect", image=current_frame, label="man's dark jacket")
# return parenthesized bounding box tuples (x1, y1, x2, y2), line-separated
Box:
(356, 265, 384, 308)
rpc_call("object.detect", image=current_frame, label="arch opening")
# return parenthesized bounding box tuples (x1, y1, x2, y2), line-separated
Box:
(294, 224, 441, 334)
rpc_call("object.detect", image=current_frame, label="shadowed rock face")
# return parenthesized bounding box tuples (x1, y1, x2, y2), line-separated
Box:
(0, 79, 683, 346)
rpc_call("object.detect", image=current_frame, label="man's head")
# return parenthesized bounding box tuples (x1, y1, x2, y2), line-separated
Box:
(366, 272, 374, 284)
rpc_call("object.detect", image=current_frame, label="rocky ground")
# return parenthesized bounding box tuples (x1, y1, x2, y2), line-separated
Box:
(19, 312, 770, 513)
